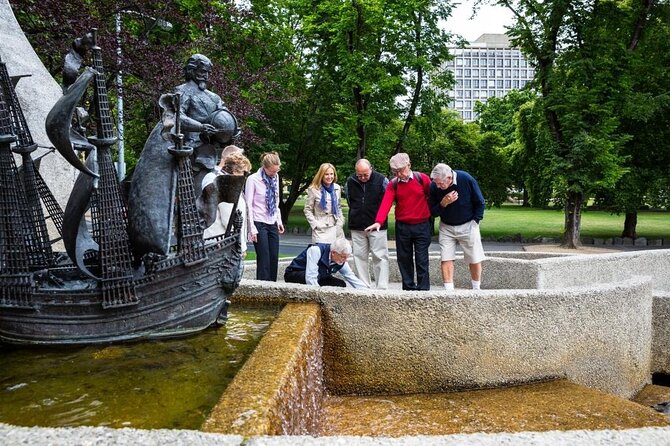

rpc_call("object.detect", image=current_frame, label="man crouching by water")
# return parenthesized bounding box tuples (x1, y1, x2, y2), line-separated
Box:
(284, 238, 368, 288)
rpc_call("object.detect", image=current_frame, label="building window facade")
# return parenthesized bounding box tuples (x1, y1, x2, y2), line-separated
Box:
(446, 34, 535, 122)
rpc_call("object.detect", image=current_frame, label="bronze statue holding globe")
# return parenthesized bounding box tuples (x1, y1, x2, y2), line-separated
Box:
(128, 53, 240, 260)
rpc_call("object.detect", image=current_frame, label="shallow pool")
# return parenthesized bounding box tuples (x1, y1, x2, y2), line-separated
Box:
(0, 304, 281, 429)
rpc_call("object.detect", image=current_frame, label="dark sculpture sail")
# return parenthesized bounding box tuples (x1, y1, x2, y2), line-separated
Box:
(127, 123, 177, 259)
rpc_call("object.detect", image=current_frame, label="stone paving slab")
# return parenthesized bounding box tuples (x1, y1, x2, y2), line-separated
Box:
(247, 428, 670, 445)
(0, 423, 242, 446)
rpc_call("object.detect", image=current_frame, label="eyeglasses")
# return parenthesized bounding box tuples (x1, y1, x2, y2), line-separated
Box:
(391, 165, 409, 175)
(264, 166, 281, 175)
(356, 170, 372, 179)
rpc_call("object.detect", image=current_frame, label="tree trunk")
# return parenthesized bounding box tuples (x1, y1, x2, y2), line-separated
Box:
(394, 11, 423, 155)
(561, 190, 583, 249)
(522, 188, 529, 207)
(354, 84, 367, 160)
(621, 212, 637, 238)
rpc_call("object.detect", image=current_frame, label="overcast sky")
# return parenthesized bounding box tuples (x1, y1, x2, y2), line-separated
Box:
(445, 1, 515, 42)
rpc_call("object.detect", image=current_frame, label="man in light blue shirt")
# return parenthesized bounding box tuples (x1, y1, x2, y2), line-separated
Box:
(284, 238, 368, 288)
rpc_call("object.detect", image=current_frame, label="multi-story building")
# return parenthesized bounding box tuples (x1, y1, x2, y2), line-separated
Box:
(445, 34, 535, 121)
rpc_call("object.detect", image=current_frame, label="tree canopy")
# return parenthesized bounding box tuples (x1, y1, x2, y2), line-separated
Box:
(9, 0, 670, 234)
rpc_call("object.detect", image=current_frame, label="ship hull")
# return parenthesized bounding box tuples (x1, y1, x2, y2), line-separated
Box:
(0, 236, 241, 346)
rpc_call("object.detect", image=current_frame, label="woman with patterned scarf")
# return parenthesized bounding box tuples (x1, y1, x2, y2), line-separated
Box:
(245, 152, 284, 281)
(304, 163, 344, 244)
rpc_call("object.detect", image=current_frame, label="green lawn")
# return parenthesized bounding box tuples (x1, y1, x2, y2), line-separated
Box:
(481, 206, 670, 240)
(286, 201, 670, 241)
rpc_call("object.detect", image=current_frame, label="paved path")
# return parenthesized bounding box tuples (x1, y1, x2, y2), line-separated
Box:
(249, 233, 659, 258)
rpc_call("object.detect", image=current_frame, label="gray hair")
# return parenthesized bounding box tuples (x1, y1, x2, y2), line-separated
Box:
(431, 163, 453, 180)
(331, 238, 352, 256)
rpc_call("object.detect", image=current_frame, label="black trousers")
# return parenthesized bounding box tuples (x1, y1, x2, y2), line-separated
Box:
(253, 221, 279, 281)
(395, 220, 431, 290)
(284, 269, 346, 287)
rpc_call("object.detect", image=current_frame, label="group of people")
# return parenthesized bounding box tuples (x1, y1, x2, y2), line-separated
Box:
(202, 146, 486, 291)
(175, 53, 485, 291)
(284, 153, 486, 291)
(200, 148, 284, 281)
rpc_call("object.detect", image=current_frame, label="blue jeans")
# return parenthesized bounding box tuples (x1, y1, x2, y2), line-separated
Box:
(253, 221, 279, 281)
(395, 220, 431, 290)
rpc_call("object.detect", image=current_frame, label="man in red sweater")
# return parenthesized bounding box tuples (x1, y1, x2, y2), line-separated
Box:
(365, 153, 432, 290)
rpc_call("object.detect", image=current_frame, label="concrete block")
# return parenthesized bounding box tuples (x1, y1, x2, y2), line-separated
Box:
(320, 278, 653, 399)
(635, 237, 648, 246)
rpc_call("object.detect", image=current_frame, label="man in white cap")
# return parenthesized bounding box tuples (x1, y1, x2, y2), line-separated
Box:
(365, 153, 432, 290)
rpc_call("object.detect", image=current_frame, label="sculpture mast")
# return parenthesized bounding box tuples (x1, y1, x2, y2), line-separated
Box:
(0, 81, 33, 308)
(88, 29, 137, 308)
(0, 56, 54, 268)
(168, 93, 207, 265)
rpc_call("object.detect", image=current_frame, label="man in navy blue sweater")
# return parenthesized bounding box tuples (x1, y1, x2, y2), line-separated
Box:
(428, 163, 485, 290)
(284, 238, 367, 288)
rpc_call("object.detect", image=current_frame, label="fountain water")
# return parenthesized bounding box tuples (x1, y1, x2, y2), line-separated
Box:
(0, 305, 280, 429)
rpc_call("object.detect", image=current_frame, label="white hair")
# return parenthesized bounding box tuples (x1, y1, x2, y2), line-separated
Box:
(431, 163, 453, 180)
(330, 238, 352, 256)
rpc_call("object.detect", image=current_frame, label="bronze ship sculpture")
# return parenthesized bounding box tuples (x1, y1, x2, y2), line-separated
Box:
(0, 31, 244, 345)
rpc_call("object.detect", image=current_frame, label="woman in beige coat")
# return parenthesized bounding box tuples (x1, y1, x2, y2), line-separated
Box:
(304, 163, 344, 243)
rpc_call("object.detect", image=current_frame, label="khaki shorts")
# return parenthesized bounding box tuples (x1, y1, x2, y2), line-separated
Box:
(439, 220, 485, 264)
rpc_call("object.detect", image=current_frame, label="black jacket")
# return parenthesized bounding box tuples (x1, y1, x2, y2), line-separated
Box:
(345, 170, 388, 230)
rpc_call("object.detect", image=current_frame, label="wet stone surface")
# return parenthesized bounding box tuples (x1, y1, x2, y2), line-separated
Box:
(319, 380, 670, 436)
(633, 384, 670, 414)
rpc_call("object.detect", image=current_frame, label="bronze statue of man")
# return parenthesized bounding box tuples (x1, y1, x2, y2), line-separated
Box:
(175, 54, 226, 149)
(128, 53, 240, 259)
(167, 54, 239, 188)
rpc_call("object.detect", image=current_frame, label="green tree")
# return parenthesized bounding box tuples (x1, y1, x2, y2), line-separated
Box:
(404, 109, 510, 206)
(512, 99, 554, 207)
(494, 0, 639, 247)
(606, 1, 670, 237)
(475, 89, 538, 205)
(290, 0, 454, 160)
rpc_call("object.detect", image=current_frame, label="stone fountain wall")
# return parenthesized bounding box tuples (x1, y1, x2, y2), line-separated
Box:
(244, 249, 670, 292)
(318, 278, 651, 398)
(235, 277, 652, 399)
(244, 250, 670, 375)
(236, 249, 670, 398)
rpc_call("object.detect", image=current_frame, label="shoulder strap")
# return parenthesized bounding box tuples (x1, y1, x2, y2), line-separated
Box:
(392, 172, 427, 197)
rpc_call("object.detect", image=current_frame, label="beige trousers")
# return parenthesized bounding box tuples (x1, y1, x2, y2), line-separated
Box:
(351, 229, 389, 289)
